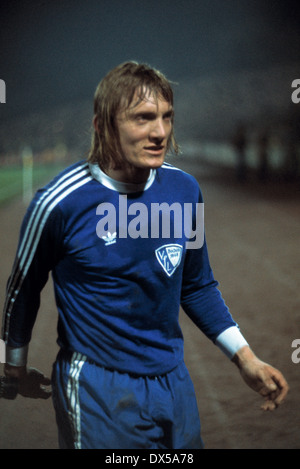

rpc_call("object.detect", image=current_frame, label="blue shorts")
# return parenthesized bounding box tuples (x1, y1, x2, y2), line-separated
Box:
(51, 350, 203, 449)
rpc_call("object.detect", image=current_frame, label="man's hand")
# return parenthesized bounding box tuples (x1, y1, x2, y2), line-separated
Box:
(232, 346, 289, 411)
(4, 364, 52, 399)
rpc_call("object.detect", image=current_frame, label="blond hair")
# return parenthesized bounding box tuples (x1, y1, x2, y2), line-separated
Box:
(87, 61, 179, 170)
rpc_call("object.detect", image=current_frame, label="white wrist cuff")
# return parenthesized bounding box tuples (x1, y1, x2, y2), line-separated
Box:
(6, 344, 29, 367)
(215, 326, 249, 359)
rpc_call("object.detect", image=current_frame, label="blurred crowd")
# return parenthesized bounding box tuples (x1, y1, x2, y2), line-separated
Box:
(0, 98, 299, 186)
(232, 109, 300, 183)
(0, 100, 92, 168)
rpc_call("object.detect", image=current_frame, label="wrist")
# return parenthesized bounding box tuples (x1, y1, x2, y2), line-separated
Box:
(4, 363, 27, 380)
(232, 345, 257, 369)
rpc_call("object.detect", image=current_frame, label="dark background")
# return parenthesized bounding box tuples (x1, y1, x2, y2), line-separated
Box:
(0, 1, 299, 450)
(1, 0, 300, 119)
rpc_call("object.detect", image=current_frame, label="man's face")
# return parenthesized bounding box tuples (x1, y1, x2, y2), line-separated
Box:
(115, 90, 173, 172)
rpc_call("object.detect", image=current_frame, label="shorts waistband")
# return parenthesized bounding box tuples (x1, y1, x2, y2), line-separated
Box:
(56, 348, 180, 380)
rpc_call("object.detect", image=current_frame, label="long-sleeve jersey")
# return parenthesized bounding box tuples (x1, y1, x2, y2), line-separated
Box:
(1, 160, 238, 376)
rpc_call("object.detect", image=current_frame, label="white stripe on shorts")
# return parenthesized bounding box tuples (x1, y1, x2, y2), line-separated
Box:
(66, 352, 86, 449)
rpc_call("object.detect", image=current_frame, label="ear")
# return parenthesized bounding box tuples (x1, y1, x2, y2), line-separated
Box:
(93, 115, 99, 132)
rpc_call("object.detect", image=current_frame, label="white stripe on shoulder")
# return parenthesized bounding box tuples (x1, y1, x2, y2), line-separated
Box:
(17, 163, 91, 273)
(20, 170, 92, 273)
(161, 162, 182, 171)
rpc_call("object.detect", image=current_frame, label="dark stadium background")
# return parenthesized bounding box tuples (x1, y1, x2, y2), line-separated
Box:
(0, 0, 299, 449)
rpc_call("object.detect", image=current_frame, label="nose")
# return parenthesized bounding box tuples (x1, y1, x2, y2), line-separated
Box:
(149, 118, 168, 142)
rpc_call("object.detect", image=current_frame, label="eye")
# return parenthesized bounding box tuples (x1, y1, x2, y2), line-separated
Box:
(163, 111, 174, 122)
(136, 113, 156, 123)
(136, 114, 148, 123)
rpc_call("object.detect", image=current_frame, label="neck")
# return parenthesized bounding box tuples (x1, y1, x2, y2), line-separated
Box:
(104, 165, 151, 184)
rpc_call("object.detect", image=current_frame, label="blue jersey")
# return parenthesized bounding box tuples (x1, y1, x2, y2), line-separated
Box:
(2, 160, 236, 376)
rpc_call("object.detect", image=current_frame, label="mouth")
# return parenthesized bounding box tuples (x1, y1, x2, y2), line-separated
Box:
(144, 145, 165, 155)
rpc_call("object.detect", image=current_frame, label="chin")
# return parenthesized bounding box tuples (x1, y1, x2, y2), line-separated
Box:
(149, 161, 164, 170)
(147, 156, 166, 169)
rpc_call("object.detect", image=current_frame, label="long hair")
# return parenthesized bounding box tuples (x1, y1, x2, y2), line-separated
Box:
(87, 61, 179, 170)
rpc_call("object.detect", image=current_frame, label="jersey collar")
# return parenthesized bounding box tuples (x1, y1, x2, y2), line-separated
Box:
(89, 163, 156, 193)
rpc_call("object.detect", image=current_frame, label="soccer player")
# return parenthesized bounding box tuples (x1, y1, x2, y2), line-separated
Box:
(1, 62, 289, 449)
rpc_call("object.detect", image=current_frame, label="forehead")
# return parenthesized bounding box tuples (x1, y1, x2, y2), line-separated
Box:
(119, 87, 172, 116)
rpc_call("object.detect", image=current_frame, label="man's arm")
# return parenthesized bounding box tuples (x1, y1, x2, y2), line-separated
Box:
(1, 194, 64, 399)
(215, 327, 289, 410)
(232, 345, 289, 411)
(181, 227, 289, 411)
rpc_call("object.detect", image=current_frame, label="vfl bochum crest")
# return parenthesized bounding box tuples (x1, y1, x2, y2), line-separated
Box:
(155, 244, 183, 277)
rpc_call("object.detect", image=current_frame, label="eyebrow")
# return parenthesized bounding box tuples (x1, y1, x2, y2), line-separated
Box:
(131, 108, 174, 119)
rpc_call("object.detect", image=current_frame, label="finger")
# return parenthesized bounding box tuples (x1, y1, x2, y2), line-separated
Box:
(19, 386, 52, 399)
(258, 379, 277, 397)
(273, 376, 289, 406)
(37, 387, 52, 399)
(39, 375, 52, 386)
(28, 368, 51, 385)
(261, 399, 277, 411)
(260, 378, 289, 410)
(18, 375, 52, 399)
